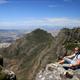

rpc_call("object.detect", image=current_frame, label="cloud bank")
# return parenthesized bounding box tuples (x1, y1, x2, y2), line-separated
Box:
(0, 17, 80, 29)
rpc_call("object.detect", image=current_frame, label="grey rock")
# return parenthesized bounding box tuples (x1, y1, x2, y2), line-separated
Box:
(36, 63, 80, 80)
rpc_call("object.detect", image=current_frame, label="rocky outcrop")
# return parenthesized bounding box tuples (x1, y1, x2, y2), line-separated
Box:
(0, 67, 16, 80)
(0, 55, 16, 80)
(36, 63, 80, 80)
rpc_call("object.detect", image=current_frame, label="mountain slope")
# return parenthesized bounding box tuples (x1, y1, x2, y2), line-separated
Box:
(0, 29, 54, 80)
(0, 28, 80, 80)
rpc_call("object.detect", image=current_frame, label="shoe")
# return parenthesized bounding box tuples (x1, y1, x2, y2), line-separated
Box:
(64, 72, 73, 79)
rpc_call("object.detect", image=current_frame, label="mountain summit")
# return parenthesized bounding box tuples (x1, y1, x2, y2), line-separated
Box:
(0, 28, 54, 80)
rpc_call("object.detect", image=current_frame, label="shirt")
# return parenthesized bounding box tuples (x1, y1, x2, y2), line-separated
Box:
(73, 52, 80, 61)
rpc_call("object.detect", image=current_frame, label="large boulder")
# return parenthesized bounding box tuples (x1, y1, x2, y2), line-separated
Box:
(0, 66, 16, 80)
(0, 55, 16, 80)
(4, 70, 16, 80)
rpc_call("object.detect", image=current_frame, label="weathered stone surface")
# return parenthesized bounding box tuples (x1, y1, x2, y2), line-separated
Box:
(0, 66, 16, 80)
(0, 54, 16, 80)
(36, 63, 80, 80)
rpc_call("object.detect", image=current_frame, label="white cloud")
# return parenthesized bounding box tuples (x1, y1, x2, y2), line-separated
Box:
(48, 4, 63, 8)
(0, 0, 8, 4)
(64, 0, 72, 2)
(44, 18, 80, 27)
(48, 5, 58, 8)
(0, 18, 80, 29)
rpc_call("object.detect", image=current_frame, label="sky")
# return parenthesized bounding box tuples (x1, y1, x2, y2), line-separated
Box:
(0, 0, 80, 30)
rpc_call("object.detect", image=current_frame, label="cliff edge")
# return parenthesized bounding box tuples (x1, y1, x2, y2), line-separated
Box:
(36, 63, 80, 80)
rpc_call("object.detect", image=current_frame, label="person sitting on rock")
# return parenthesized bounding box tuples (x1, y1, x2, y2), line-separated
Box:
(58, 47, 80, 69)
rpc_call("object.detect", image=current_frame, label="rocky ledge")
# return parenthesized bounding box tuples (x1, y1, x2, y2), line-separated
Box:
(36, 63, 80, 80)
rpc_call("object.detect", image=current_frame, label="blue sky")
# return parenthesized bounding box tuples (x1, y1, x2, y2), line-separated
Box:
(0, 0, 80, 30)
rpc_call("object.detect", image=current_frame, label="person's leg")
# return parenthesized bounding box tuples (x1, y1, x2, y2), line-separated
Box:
(58, 60, 65, 64)
(62, 58, 76, 70)
(70, 60, 79, 70)
(63, 57, 72, 64)
(58, 57, 72, 64)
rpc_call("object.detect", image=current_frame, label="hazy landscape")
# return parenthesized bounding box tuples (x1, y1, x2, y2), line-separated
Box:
(0, 0, 80, 80)
(0, 29, 60, 49)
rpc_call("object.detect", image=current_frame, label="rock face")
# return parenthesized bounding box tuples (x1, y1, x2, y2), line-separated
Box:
(36, 63, 80, 80)
(0, 69, 16, 80)
(0, 55, 16, 80)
